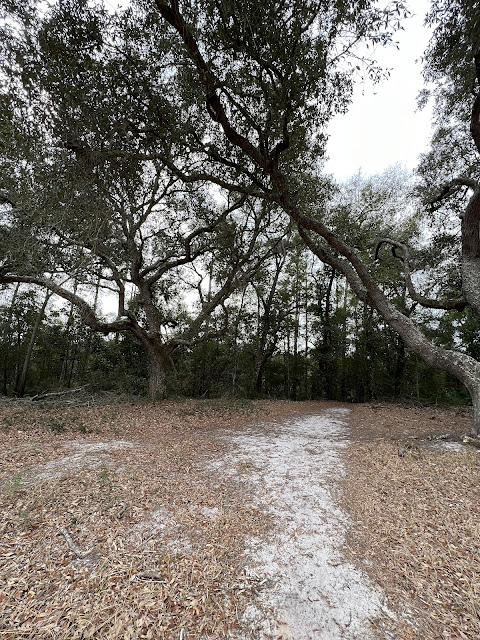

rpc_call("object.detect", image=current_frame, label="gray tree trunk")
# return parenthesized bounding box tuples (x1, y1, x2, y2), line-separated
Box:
(471, 386, 480, 437)
(144, 342, 172, 400)
(16, 292, 51, 397)
(1, 283, 20, 395)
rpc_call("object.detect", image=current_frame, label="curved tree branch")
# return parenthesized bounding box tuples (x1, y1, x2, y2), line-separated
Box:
(154, 0, 270, 170)
(141, 194, 247, 284)
(428, 177, 479, 213)
(375, 238, 468, 311)
(0, 274, 132, 335)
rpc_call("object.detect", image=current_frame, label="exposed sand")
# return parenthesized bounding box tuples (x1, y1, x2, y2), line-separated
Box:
(213, 409, 393, 639)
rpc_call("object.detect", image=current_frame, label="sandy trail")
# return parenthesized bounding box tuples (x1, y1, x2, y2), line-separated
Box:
(213, 408, 393, 640)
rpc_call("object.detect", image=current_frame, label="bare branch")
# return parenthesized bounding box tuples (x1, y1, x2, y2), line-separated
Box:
(375, 238, 467, 311)
(429, 177, 479, 212)
(0, 274, 133, 334)
(51, 227, 129, 316)
(101, 147, 271, 199)
(142, 194, 247, 283)
(59, 527, 93, 559)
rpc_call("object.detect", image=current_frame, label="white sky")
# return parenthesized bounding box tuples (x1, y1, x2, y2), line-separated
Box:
(325, 0, 433, 180)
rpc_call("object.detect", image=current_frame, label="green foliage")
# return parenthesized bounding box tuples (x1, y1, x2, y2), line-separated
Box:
(423, 0, 480, 123)
(3, 473, 23, 497)
(417, 2, 480, 252)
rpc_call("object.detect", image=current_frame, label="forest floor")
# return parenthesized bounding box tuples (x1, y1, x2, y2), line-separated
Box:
(0, 397, 478, 639)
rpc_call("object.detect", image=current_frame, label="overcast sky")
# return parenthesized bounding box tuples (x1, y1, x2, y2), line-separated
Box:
(325, 0, 433, 181)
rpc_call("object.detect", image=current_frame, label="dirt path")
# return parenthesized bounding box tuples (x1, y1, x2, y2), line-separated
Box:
(212, 408, 393, 639)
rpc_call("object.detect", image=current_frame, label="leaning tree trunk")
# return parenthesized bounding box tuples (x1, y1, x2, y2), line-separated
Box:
(16, 292, 51, 398)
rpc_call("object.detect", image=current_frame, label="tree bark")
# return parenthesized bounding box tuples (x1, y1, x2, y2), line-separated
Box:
(461, 186, 480, 315)
(144, 342, 172, 400)
(147, 349, 167, 399)
(470, 385, 480, 437)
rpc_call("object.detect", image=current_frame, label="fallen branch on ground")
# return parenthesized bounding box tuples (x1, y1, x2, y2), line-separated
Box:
(136, 570, 167, 582)
(32, 386, 89, 402)
(116, 502, 127, 519)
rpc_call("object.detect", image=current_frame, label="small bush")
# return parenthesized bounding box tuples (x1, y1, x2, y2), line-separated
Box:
(48, 417, 66, 433)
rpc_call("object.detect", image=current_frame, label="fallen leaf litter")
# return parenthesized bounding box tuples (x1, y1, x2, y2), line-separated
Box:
(344, 403, 480, 640)
(0, 399, 478, 639)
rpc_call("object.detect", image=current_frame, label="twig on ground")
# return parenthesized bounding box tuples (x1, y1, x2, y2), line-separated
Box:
(136, 570, 167, 582)
(32, 386, 88, 401)
(116, 502, 127, 519)
(59, 527, 93, 558)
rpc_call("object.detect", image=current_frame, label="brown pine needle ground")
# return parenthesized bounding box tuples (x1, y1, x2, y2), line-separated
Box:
(0, 399, 303, 640)
(344, 403, 480, 640)
(0, 398, 479, 639)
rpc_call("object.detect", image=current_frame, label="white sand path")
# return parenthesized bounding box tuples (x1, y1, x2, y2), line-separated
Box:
(213, 408, 394, 640)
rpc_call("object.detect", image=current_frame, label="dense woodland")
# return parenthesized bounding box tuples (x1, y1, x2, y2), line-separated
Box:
(1, 1, 480, 425)
(1, 171, 477, 405)
(2, 268, 475, 405)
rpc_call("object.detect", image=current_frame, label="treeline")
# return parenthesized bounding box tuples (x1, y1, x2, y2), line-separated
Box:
(2, 254, 475, 405)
